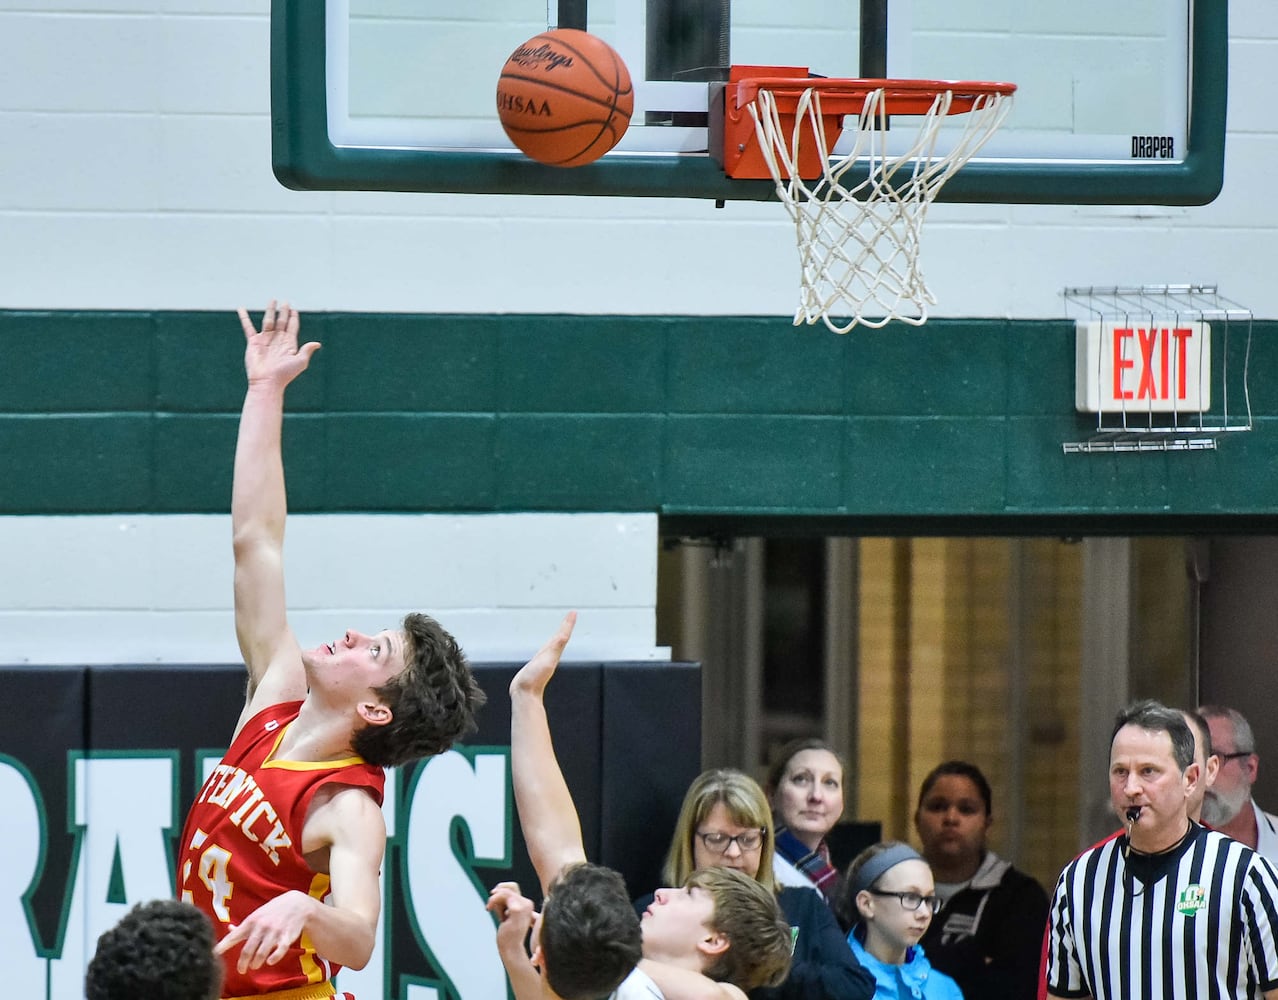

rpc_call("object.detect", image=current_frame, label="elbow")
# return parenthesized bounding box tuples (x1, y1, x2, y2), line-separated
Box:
(231, 526, 259, 562)
(232, 523, 270, 558)
(340, 938, 376, 972)
(321, 917, 376, 972)
(231, 526, 285, 575)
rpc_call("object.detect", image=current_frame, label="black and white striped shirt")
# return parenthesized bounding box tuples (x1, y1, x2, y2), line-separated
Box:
(1047, 823, 1278, 999)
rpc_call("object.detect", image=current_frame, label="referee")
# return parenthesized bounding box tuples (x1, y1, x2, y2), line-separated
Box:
(1046, 699, 1278, 1000)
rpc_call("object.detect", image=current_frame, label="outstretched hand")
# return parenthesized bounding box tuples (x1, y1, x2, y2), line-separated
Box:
(510, 611, 577, 701)
(238, 299, 321, 388)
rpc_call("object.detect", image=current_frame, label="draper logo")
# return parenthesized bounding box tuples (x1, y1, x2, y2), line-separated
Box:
(1132, 135, 1175, 159)
(1, 748, 511, 1000)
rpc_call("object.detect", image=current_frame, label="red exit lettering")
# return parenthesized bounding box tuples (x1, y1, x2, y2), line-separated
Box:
(1111, 327, 1194, 401)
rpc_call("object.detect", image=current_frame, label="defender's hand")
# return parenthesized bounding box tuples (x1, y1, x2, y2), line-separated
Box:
(488, 882, 541, 963)
(510, 611, 576, 701)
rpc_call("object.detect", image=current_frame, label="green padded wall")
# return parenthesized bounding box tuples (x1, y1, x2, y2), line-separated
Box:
(2, 311, 1274, 533)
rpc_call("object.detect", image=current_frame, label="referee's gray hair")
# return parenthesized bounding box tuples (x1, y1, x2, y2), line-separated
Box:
(1112, 699, 1195, 773)
(1197, 704, 1256, 754)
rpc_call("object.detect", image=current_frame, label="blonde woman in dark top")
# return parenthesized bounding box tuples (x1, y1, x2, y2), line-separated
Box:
(639, 768, 875, 1000)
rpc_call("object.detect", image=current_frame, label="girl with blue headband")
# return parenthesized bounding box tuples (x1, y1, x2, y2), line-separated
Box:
(841, 842, 964, 1000)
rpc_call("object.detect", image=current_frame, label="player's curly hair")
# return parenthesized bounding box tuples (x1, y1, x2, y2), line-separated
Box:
(85, 899, 221, 1000)
(540, 862, 643, 1000)
(353, 612, 487, 768)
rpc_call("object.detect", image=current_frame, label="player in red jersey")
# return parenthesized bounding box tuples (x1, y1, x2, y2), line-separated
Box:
(178, 301, 485, 999)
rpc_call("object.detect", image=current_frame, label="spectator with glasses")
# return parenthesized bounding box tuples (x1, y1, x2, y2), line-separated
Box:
(1198, 705, 1278, 860)
(638, 768, 875, 1000)
(841, 842, 962, 1000)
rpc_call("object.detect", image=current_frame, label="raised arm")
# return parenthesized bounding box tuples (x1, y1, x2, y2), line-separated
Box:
(509, 612, 588, 894)
(230, 301, 321, 736)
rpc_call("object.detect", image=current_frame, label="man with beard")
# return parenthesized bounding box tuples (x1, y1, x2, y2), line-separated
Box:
(1198, 705, 1278, 860)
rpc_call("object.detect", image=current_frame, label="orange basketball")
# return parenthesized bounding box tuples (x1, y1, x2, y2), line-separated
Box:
(497, 29, 633, 167)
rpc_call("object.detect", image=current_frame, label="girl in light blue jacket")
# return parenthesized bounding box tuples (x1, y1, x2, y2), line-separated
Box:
(842, 842, 964, 1000)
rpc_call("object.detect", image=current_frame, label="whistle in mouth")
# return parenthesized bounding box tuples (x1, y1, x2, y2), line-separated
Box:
(1126, 806, 1141, 823)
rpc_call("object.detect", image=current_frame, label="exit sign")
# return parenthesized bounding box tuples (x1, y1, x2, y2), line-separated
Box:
(1075, 320, 1211, 413)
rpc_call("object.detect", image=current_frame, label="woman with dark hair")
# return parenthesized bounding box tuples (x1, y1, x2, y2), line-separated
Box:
(766, 739, 849, 909)
(841, 842, 962, 1000)
(639, 768, 875, 1000)
(914, 761, 1047, 1000)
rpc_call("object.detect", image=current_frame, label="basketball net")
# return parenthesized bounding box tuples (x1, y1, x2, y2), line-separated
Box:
(748, 84, 1013, 333)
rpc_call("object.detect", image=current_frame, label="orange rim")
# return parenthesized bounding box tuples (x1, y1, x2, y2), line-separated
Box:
(733, 77, 1017, 117)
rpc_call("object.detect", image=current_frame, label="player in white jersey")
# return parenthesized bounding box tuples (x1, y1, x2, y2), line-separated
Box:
(488, 613, 792, 1000)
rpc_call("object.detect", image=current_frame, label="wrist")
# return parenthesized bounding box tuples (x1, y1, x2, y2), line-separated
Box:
(497, 934, 533, 966)
(245, 377, 290, 395)
(510, 672, 551, 697)
(289, 889, 322, 923)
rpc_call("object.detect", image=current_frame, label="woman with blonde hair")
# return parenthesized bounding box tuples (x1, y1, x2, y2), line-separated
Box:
(638, 768, 875, 1000)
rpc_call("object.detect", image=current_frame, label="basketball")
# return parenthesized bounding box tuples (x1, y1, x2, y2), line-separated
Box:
(496, 28, 633, 168)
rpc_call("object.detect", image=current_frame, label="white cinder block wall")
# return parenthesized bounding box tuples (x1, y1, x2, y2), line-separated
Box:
(0, 514, 660, 665)
(0, 1, 1274, 664)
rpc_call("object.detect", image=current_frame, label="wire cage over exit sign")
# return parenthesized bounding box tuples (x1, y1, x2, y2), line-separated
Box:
(1062, 285, 1253, 454)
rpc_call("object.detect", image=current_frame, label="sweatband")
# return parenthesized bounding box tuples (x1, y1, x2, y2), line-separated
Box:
(849, 844, 924, 896)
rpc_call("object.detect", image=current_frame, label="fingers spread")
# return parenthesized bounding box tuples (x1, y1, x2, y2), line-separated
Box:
(268, 936, 293, 967)
(213, 924, 242, 956)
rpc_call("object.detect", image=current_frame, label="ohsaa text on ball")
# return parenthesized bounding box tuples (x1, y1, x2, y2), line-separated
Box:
(496, 91, 552, 116)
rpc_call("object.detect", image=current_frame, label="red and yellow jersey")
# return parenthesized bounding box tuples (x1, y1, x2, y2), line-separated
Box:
(178, 701, 385, 998)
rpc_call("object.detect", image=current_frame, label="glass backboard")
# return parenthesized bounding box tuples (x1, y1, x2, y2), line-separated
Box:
(272, 0, 1223, 204)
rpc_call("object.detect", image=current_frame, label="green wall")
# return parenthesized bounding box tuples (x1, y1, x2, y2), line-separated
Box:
(2, 311, 1275, 532)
